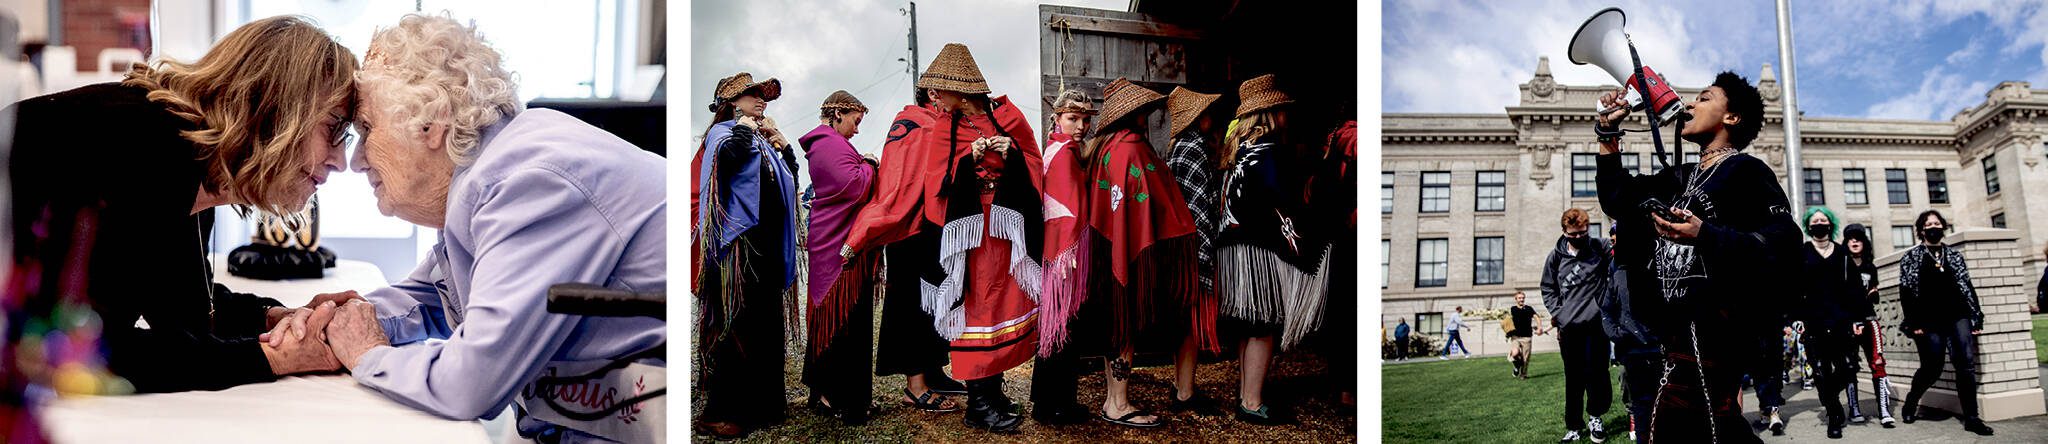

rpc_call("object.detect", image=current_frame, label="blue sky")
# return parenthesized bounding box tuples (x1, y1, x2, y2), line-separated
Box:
(1383, 0, 2048, 120)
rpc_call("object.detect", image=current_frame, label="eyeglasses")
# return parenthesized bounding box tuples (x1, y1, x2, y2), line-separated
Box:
(1563, 230, 1589, 238)
(328, 114, 355, 151)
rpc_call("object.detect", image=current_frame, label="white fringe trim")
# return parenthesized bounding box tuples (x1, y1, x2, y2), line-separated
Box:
(922, 214, 983, 340)
(1217, 243, 1333, 350)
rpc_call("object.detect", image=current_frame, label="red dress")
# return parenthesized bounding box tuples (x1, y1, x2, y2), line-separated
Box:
(846, 97, 1044, 380)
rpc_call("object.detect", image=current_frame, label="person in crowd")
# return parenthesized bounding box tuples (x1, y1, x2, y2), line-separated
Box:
(1031, 88, 1098, 425)
(1164, 84, 1232, 416)
(842, 43, 1043, 433)
(1839, 224, 1894, 427)
(1796, 207, 1871, 439)
(1595, 71, 1800, 443)
(1441, 307, 1472, 359)
(799, 90, 883, 424)
(1506, 291, 1544, 380)
(1542, 208, 1612, 444)
(1602, 222, 1662, 443)
(1217, 74, 1333, 425)
(1898, 210, 1994, 436)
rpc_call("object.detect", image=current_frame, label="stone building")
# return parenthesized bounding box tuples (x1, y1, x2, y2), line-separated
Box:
(1381, 56, 2048, 419)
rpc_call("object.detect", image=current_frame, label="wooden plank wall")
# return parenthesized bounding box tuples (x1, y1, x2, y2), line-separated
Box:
(1039, 4, 1226, 156)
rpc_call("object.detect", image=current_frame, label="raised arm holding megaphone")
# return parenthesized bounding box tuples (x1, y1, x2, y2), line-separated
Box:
(1571, 7, 1691, 169)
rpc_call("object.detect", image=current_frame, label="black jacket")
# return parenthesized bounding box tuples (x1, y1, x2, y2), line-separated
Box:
(1799, 242, 1876, 328)
(1898, 244, 1984, 331)
(7, 83, 283, 392)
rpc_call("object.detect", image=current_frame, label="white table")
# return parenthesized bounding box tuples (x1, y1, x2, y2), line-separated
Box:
(208, 255, 394, 307)
(37, 256, 497, 443)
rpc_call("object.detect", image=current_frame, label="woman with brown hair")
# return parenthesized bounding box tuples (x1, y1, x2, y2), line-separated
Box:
(1217, 74, 1331, 425)
(1079, 78, 1203, 427)
(3, 15, 357, 392)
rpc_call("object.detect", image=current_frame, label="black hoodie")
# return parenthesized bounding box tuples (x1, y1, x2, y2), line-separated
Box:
(1542, 236, 1610, 327)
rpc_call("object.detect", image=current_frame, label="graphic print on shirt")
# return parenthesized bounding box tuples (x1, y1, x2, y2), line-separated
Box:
(1652, 190, 1715, 304)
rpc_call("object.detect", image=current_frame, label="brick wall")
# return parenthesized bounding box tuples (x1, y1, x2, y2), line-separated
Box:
(1873, 228, 2046, 421)
(60, 0, 149, 71)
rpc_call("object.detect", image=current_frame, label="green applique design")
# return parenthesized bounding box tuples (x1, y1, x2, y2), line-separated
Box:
(1129, 165, 1142, 178)
(1098, 179, 1111, 190)
(1136, 192, 1149, 203)
(1145, 164, 1156, 172)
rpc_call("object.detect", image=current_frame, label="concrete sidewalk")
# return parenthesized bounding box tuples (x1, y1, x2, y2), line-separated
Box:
(1720, 365, 2048, 443)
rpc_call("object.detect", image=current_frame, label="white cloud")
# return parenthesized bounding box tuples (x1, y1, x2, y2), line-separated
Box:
(1863, 67, 1992, 120)
(1383, 0, 1776, 113)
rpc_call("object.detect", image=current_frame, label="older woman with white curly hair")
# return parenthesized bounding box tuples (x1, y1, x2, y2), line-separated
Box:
(300, 13, 667, 442)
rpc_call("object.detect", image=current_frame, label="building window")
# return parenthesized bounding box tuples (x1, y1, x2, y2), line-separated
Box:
(1417, 313, 1444, 339)
(1892, 225, 1914, 249)
(1684, 152, 1701, 164)
(1421, 172, 1451, 213)
(1382, 239, 1391, 288)
(1803, 168, 1825, 206)
(1572, 154, 1598, 198)
(1474, 237, 1504, 285)
(1984, 155, 2001, 195)
(1417, 239, 1449, 288)
(1842, 169, 1868, 205)
(1926, 169, 1948, 204)
(1476, 171, 1506, 212)
(1621, 153, 1641, 174)
(1993, 213, 2007, 229)
(1885, 169, 1909, 204)
(1589, 222, 1604, 244)
(1382, 172, 1395, 214)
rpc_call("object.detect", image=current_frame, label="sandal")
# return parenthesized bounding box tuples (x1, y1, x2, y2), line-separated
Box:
(1100, 409, 1163, 428)
(901, 388, 963, 413)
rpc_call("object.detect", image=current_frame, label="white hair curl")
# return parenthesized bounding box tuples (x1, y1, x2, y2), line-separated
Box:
(357, 13, 521, 166)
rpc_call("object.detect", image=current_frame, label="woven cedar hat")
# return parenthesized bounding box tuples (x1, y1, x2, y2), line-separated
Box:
(1166, 86, 1222, 136)
(917, 43, 992, 94)
(1234, 74, 1293, 118)
(1097, 77, 1165, 130)
(1050, 89, 1097, 115)
(714, 72, 782, 103)
(821, 90, 868, 113)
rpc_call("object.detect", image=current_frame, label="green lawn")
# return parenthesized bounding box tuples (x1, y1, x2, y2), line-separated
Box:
(1383, 353, 1630, 444)
(2035, 315, 2047, 364)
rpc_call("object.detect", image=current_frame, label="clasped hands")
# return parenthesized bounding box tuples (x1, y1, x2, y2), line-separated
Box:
(258, 290, 390, 376)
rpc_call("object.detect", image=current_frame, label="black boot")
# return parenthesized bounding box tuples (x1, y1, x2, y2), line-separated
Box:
(1901, 399, 1919, 424)
(964, 377, 1023, 433)
(1963, 418, 1995, 436)
(1826, 414, 1844, 439)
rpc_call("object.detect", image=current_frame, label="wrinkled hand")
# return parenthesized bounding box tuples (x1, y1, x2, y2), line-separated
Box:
(985, 137, 1012, 156)
(735, 115, 760, 130)
(1652, 208, 1702, 244)
(304, 290, 364, 310)
(325, 300, 389, 371)
(259, 301, 341, 376)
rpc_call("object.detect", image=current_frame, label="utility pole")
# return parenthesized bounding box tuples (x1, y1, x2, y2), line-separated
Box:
(1776, 0, 1805, 216)
(905, 1, 920, 102)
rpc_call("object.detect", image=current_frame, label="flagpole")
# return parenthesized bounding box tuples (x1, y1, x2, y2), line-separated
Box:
(1776, 0, 1805, 217)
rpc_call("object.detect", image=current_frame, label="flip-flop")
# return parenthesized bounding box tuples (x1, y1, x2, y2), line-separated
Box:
(901, 388, 963, 413)
(1099, 409, 1164, 428)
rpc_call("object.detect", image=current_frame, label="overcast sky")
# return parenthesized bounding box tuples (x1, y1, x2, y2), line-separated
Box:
(691, 0, 1125, 187)
(1385, 0, 2048, 121)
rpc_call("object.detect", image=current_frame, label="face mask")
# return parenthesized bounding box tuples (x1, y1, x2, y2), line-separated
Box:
(1567, 236, 1590, 251)
(1922, 227, 1946, 243)
(1808, 224, 1833, 239)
